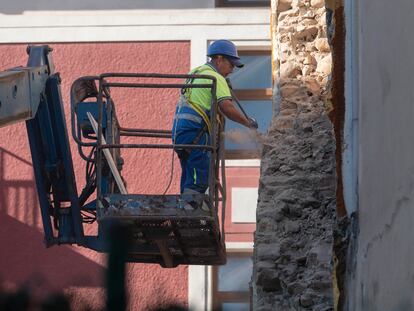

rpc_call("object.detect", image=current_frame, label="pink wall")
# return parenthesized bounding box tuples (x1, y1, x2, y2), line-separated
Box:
(224, 167, 258, 242)
(0, 42, 190, 310)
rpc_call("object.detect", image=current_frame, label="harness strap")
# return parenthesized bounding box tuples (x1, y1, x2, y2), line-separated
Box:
(187, 99, 212, 135)
(176, 65, 223, 138)
(176, 124, 208, 161)
(181, 66, 214, 135)
(176, 94, 212, 135)
(174, 113, 203, 124)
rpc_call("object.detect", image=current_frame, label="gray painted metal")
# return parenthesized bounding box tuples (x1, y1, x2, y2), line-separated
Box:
(0, 66, 48, 127)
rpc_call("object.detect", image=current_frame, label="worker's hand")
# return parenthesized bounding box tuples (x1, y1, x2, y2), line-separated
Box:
(247, 117, 258, 129)
(225, 78, 233, 90)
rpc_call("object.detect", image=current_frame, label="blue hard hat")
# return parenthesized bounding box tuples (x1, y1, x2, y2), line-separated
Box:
(207, 40, 244, 68)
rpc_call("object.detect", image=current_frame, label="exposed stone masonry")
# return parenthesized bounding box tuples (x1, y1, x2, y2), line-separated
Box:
(252, 0, 336, 310)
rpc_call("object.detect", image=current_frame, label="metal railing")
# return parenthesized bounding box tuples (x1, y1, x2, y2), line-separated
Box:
(88, 73, 226, 237)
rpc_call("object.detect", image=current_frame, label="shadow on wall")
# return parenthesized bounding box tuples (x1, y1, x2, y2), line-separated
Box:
(0, 147, 39, 228)
(0, 217, 189, 311)
(0, 0, 213, 14)
(0, 147, 105, 290)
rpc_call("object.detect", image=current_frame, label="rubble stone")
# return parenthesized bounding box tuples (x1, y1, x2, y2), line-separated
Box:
(279, 0, 293, 12)
(315, 37, 331, 52)
(280, 61, 302, 78)
(316, 54, 332, 75)
(253, 0, 335, 310)
(311, 0, 325, 8)
(256, 269, 283, 292)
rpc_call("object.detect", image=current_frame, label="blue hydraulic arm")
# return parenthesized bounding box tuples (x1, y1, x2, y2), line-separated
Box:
(0, 46, 85, 247)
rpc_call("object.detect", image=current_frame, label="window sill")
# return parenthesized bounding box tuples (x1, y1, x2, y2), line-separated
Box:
(224, 159, 261, 167)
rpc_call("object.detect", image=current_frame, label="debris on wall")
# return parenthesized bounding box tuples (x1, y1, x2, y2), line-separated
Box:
(252, 0, 337, 309)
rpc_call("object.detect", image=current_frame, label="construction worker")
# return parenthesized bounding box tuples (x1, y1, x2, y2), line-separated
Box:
(172, 39, 258, 204)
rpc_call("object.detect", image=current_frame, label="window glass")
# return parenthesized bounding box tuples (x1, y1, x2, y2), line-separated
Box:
(224, 100, 272, 150)
(223, 50, 272, 158)
(218, 256, 252, 292)
(230, 54, 272, 89)
(222, 303, 250, 310)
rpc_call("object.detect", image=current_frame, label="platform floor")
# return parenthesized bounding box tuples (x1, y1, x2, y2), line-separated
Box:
(98, 194, 226, 267)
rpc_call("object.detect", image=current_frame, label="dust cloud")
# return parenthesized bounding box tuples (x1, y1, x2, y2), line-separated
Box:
(222, 128, 265, 155)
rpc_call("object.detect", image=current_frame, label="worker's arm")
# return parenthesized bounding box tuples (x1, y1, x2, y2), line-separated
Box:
(219, 99, 256, 128)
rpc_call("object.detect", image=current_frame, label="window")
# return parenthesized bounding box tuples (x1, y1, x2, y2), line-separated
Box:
(212, 252, 253, 310)
(225, 50, 273, 159)
(216, 0, 270, 7)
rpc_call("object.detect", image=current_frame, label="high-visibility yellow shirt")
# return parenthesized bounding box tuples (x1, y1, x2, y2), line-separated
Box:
(183, 63, 232, 112)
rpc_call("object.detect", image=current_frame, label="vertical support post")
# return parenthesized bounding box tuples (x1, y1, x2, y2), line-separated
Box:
(209, 79, 218, 214)
(219, 117, 226, 243)
(106, 221, 128, 311)
(97, 78, 104, 202)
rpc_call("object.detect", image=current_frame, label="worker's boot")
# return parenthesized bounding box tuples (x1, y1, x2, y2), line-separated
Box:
(178, 198, 195, 211)
(180, 188, 209, 211)
(179, 188, 197, 210)
(201, 201, 210, 212)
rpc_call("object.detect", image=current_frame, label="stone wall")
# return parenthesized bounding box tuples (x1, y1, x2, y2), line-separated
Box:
(252, 0, 337, 309)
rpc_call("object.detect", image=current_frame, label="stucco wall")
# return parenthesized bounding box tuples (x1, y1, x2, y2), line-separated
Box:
(346, 1, 414, 310)
(0, 42, 190, 310)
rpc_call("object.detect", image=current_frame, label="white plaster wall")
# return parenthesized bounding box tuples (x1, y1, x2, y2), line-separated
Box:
(350, 1, 414, 310)
(0, 0, 215, 13)
(343, 0, 359, 216)
(0, 8, 270, 70)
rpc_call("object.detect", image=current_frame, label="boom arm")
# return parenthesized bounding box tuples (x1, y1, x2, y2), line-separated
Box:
(0, 53, 49, 127)
(0, 45, 85, 247)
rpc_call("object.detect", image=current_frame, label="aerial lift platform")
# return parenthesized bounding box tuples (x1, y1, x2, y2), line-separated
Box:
(0, 45, 227, 267)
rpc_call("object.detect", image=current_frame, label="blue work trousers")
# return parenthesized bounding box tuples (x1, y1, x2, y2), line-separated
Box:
(173, 118, 210, 194)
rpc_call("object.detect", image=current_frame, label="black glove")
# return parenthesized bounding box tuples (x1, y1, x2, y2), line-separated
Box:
(248, 117, 258, 129)
(225, 78, 233, 90)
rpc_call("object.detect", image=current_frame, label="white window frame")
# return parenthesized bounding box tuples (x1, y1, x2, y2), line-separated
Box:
(189, 242, 254, 311)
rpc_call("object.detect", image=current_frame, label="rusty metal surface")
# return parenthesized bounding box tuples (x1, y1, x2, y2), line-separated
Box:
(119, 127, 171, 138)
(99, 194, 226, 266)
(98, 143, 213, 151)
(103, 82, 213, 89)
(100, 194, 211, 216)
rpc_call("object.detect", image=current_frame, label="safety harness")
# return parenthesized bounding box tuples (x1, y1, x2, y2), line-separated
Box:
(173, 66, 210, 154)
(173, 64, 225, 162)
(173, 94, 209, 160)
(180, 66, 213, 135)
